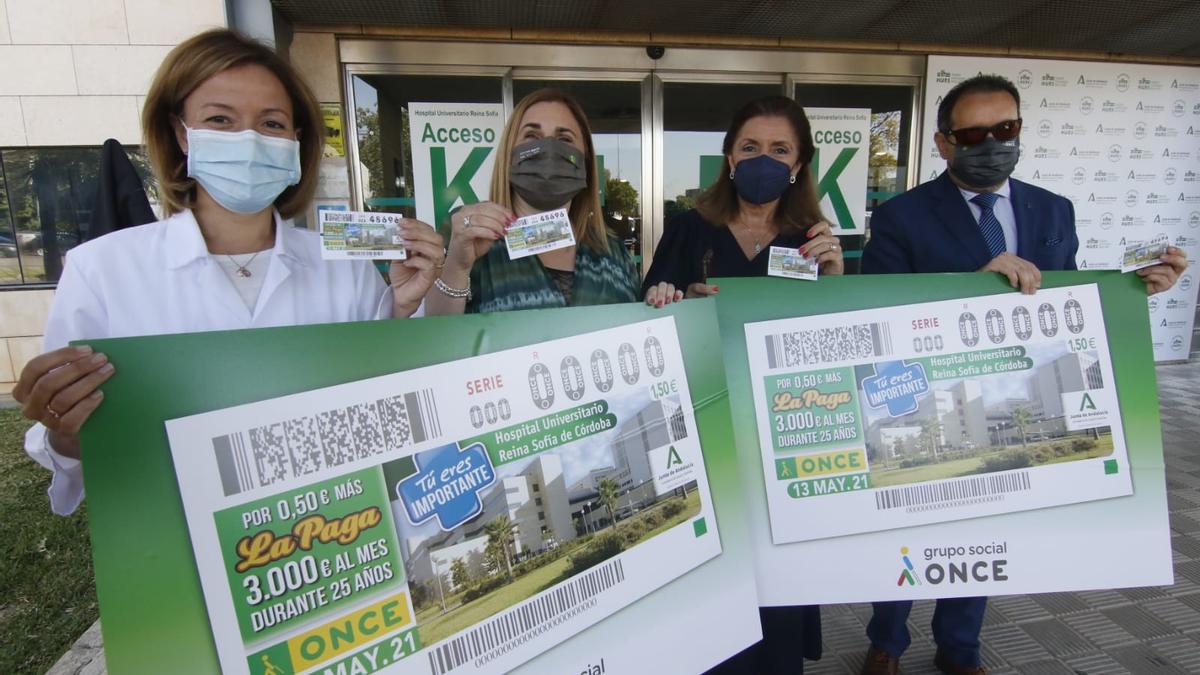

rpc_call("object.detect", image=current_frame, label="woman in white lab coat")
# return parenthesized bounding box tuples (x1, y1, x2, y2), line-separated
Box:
(12, 29, 445, 515)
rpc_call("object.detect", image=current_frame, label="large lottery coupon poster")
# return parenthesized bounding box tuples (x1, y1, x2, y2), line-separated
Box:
(745, 284, 1130, 543)
(78, 302, 760, 674)
(717, 273, 1172, 604)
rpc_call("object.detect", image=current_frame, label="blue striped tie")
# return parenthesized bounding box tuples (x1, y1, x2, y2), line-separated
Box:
(971, 192, 1007, 258)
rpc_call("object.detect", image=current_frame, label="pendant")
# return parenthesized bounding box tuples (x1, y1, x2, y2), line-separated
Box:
(754, 242, 762, 254)
(237, 268, 252, 278)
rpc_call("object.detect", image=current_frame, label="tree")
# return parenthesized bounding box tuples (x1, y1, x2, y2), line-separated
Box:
(450, 558, 471, 589)
(891, 436, 906, 465)
(603, 172, 639, 220)
(869, 110, 902, 193)
(484, 516, 516, 577)
(920, 417, 942, 462)
(1011, 406, 1032, 448)
(598, 478, 620, 531)
(663, 193, 697, 226)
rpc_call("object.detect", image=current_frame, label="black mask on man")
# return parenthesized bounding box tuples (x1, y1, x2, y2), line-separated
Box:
(949, 137, 1019, 189)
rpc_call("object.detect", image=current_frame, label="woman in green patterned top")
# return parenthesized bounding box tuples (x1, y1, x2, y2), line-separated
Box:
(425, 88, 640, 314)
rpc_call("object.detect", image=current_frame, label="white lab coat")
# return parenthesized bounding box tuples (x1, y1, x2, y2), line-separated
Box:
(25, 209, 399, 514)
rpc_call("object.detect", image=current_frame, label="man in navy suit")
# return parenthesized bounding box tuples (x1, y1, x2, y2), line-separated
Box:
(859, 75, 1186, 675)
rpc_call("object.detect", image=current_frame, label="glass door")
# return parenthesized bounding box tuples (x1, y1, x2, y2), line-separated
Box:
(658, 79, 786, 231)
(347, 70, 505, 229)
(793, 78, 920, 273)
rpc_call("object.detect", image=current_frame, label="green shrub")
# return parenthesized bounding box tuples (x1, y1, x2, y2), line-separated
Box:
(1071, 437, 1097, 453)
(980, 449, 1032, 473)
(660, 498, 686, 519)
(461, 573, 509, 603)
(565, 532, 623, 575)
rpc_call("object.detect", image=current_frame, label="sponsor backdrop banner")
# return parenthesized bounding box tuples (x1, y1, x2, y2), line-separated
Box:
(78, 302, 760, 674)
(921, 56, 1200, 362)
(808, 108, 872, 234)
(716, 272, 1171, 604)
(408, 102, 506, 232)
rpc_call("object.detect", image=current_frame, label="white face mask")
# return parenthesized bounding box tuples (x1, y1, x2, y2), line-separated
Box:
(185, 125, 301, 214)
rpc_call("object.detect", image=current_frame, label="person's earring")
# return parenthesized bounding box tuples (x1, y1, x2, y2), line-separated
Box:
(729, 170, 735, 180)
(789, 175, 797, 184)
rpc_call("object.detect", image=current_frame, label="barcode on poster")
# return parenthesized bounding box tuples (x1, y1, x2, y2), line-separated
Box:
(428, 559, 625, 675)
(211, 388, 441, 496)
(764, 322, 893, 368)
(874, 471, 1032, 510)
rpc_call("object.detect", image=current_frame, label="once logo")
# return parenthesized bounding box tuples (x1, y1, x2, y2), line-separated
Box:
(1134, 122, 1148, 140)
(959, 312, 980, 347)
(1064, 299, 1086, 334)
(1175, 100, 1187, 117)
(1181, 275, 1194, 292)
(1079, 96, 1095, 115)
(1038, 302, 1059, 337)
(1116, 73, 1130, 91)
(617, 342, 640, 385)
(1125, 190, 1139, 207)
(1172, 336, 1186, 352)
(591, 348, 614, 392)
(1009, 306, 1033, 342)
(529, 362, 555, 409)
(1072, 167, 1087, 184)
(1149, 297, 1160, 313)
(560, 355, 585, 401)
(1017, 70, 1033, 89)
(897, 547, 920, 585)
(1166, 168, 1178, 185)
(1038, 120, 1053, 137)
(644, 336, 666, 377)
(985, 309, 1006, 344)
(1107, 145, 1122, 162)
(1190, 212, 1200, 228)
(1101, 212, 1115, 230)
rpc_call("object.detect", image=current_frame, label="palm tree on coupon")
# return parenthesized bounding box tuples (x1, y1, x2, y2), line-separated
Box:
(485, 516, 516, 577)
(598, 478, 620, 531)
(1011, 406, 1032, 448)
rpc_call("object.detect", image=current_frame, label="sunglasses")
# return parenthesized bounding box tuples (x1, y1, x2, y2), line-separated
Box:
(943, 119, 1022, 146)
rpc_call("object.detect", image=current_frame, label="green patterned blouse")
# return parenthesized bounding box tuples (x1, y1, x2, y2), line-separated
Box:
(467, 235, 640, 313)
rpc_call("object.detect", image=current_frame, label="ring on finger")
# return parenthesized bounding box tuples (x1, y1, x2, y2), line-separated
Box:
(463, 214, 472, 227)
(435, 247, 447, 269)
(45, 405, 61, 421)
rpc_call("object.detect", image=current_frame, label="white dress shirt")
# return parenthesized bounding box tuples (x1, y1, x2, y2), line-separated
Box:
(957, 180, 1017, 254)
(26, 209, 397, 515)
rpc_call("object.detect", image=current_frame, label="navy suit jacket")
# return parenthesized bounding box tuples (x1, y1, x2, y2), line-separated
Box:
(862, 171, 1079, 274)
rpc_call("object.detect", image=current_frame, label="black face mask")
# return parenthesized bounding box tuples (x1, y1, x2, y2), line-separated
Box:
(509, 137, 589, 211)
(949, 137, 1020, 189)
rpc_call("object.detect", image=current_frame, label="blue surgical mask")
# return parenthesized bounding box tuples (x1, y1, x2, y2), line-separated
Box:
(185, 126, 301, 214)
(732, 154, 795, 205)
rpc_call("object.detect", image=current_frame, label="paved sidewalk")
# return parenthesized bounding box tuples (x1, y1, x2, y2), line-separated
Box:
(809, 360, 1200, 675)
(48, 363, 1200, 675)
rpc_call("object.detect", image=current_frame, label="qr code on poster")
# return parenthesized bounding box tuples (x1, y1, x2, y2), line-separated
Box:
(764, 322, 893, 369)
(211, 389, 442, 496)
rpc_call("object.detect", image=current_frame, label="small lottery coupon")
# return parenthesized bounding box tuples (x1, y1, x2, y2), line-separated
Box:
(1121, 234, 1169, 273)
(766, 246, 818, 281)
(320, 210, 408, 260)
(505, 208, 575, 260)
(743, 284, 1132, 544)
